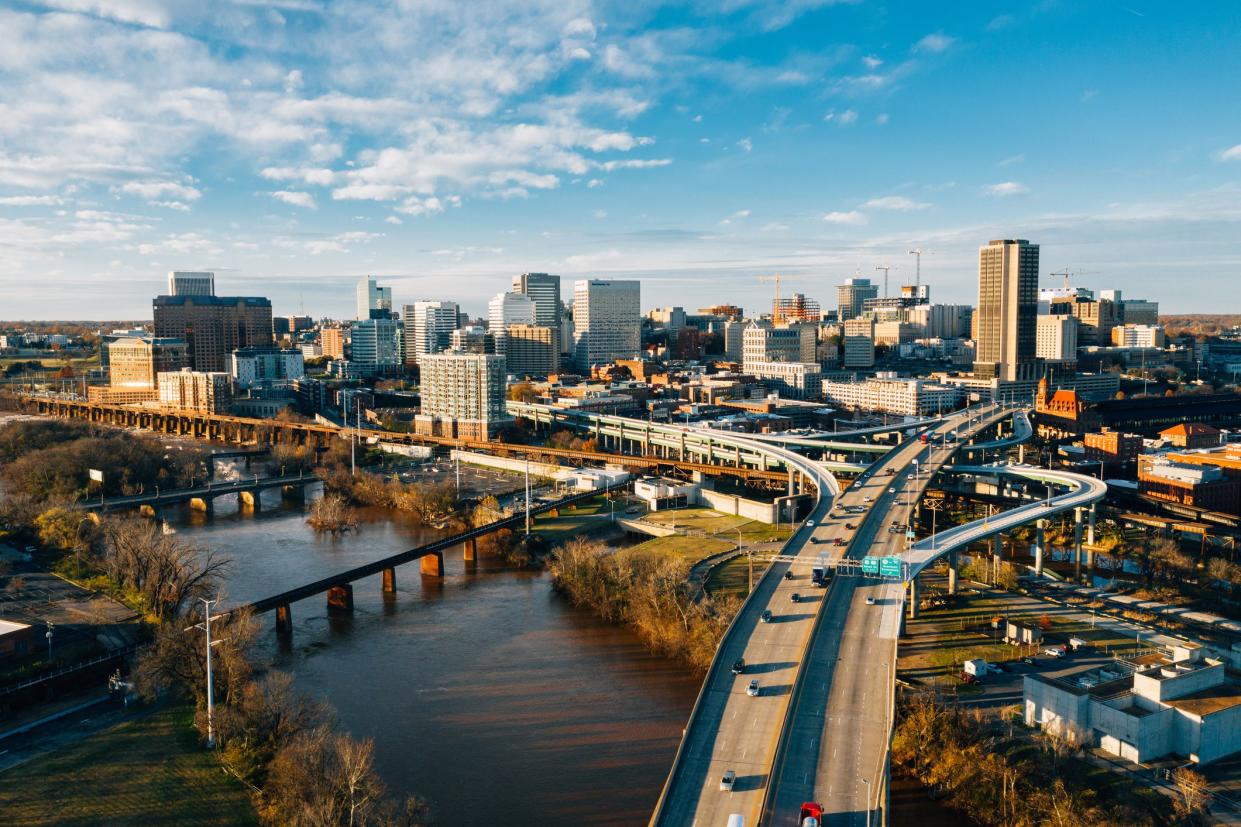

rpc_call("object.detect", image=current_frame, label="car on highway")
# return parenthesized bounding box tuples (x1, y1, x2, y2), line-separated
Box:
(760, 610, 773, 623)
(720, 770, 736, 792)
(805, 519, 815, 527)
(625, 506, 640, 514)
(845, 523, 856, 530)
(732, 658, 745, 675)
(959, 671, 981, 685)
(1022, 656, 1039, 666)
(865, 596, 876, 605)
(863, 496, 873, 503)
(747, 679, 760, 697)
(783, 570, 795, 580)
(790, 593, 801, 603)
(799, 802, 825, 826)
(834, 538, 845, 546)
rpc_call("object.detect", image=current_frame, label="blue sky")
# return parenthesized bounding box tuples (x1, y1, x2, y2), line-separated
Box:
(1, 0, 1239, 320)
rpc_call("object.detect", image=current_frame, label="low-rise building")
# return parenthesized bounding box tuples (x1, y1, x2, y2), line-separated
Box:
(1161, 422, 1223, 450)
(745, 360, 822, 400)
(0, 618, 33, 661)
(1083, 427, 1144, 469)
(1138, 456, 1241, 515)
(820, 373, 961, 417)
(632, 476, 700, 510)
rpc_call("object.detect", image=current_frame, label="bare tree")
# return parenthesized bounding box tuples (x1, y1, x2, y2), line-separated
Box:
(1172, 767, 1210, 821)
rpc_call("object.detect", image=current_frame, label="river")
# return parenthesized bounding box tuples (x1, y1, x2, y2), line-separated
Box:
(165, 486, 701, 826)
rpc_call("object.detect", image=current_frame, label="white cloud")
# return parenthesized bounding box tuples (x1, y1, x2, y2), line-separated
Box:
(862, 196, 930, 211)
(1219, 144, 1241, 161)
(914, 32, 956, 53)
(875, 113, 889, 125)
(586, 178, 604, 188)
(270, 190, 316, 209)
(823, 108, 858, 125)
(0, 194, 63, 206)
(822, 210, 868, 225)
(599, 158, 671, 171)
(999, 153, 1025, 166)
(737, 137, 753, 152)
(36, 0, 172, 28)
(149, 199, 191, 211)
(304, 230, 382, 255)
(862, 55, 883, 69)
(384, 215, 402, 225)
(592, 209, 607, 219)
(118, 180, 202, 201)
(985, 181, 1029, 196)
(719, 208, 751, 225)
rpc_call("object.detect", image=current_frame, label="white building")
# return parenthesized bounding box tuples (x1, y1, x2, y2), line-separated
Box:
(647, 307, 687, 330)
(1036, 314, 1078, 361)
(350, 318, 401, 376)
(415, 351, 509, 440)
(820, 373, 962, 416)
(1112, 324, 1166, 348)
(488, 291, 536, 355)
(742, 322, 816, 367)
(167, 271, 215, 297)
(573, 279, 640, 371)
(746, 360, 822, 400)
(228, 347, 304, 389)
(356, 276, 393, 320)
(403, 300, 460, 366)
(512, 272, 562, 330)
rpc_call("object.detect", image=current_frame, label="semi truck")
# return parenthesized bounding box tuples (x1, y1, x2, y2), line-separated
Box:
(811, 553, 831, 587)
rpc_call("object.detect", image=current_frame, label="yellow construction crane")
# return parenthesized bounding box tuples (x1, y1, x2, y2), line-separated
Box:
(759, 274, 783, 324)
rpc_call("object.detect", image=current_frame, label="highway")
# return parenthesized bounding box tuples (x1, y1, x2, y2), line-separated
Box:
(763, 406, 1014, 826)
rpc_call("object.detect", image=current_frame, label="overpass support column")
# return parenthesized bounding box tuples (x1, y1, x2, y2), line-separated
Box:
(464, 538, 477, 563)
(382, 567, 396, 596)
(421, 552, 444, 577)
(947, 550, 959, 596)
(908, 576, 920, 619)
(1087, 503, 1096, 547)
(239, 490, 258, 510)
(1034, 520, 1046, 578)
(787, 470, 795, 497)
(992, 533, 1003, 585)
(189, 496, 213, 515)
(327, 585, 354, 614)
(1018, 443, 1025, 464)
(275, 604, 292, 635)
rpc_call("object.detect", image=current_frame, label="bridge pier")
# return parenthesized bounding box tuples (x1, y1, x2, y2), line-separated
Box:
(421, 552, 444, 577)
(463, 538, 477, 563)
(139, 504, 159, 518)
(907, 576, 919, 619)
(947, 550, 958, 595)
(382, 567, 396, 596)
(275, 604, 293, 634)
(188, 496, 213, 515)
(1087, 503, 1096, 547)
(239, 490, 258, 510)
(992, 533, 1003, 584)
(1034, 520, 1046, 577)
(281, 484, 306, 502)
(327, 584, 354, 613)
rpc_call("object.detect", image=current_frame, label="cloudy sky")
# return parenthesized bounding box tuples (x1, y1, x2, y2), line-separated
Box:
(1, 0, 1239, 320)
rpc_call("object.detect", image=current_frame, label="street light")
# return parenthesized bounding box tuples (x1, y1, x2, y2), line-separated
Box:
(45, 621, 54, 661)
(860, 777, 873, 827)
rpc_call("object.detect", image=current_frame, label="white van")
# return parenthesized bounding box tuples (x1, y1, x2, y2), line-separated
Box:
(727, 815, 745, 827)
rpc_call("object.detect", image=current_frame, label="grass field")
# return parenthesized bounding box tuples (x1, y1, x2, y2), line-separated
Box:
(642, 506, 792, 543)
(625, 533, 734, 564)
(531, 497, 613, 544)
(0, 704, 258, 827)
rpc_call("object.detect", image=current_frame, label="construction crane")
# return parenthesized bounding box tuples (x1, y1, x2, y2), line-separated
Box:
(907, 248, 931, 291)
(1047, 269, 1099, 289)
(874, 264, 897, 299)
(759, 274, 784, 323)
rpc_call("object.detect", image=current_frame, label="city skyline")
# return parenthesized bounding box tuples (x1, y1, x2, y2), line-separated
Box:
(2, 2, 1241, 319)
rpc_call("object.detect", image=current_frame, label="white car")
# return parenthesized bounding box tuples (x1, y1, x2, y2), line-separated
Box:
(1043, 646, 1067, 658)
(865, 596, 876, 606)
(888, 487, 896, 494)
(747, 679, 760, 697)
(720, 770, 737, 792)
(806, 519, 815, 527)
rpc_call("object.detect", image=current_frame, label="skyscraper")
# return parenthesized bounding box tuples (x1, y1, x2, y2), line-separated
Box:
(356, 276, 393, 320)
(167, 271, 215, 297)
(415, 351, 509, 440)
(403, 301, 459, 366)
(488, 291, 536, 355)
(974, 238, 1039, 382)
(511, 272, 561, 330)
(572, 279, 640, 371)
(152, 295, 274, 372)
(836, 278, 879, 321)
(350, 318, 401, 376)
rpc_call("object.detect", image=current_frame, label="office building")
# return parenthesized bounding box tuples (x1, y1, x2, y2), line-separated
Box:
(1047, 295, 1118, 347)
(99, 328, 152, 374)
(572, 279, 640, 371)
(512, 272, 562, 330)
(647, 307, 688, 330)
(415, 351, 509, 440)
(1036, 314, 1078, 361)
(152, 295, 274, 372)
(1083, 427, 1143, 469)
(488, 291, 536, 355)
(90, 336, 188, 404)
(1100, 290, 1160, 326)
(157, 369, 233, 412)
(699, 304, 744, 321)
(722, 320, 747, 362)
(228, 347, 304, 389)
(836, 278, 879, 322)
(450, 326, 495, 354)
(874, 321, 920, 347)
(350, 318, 401, 376)
(899, 284, 930, 304)
(742, 323, 816, 367)
(1112, 324, 1166, 349)
(403, 301, 459, 366)
(746, 360, 822, 400)
(906, 304, 972, 340)
(321, 325, 347, 360)
(356, 276, 393, 320)
(504, 324, 559, 376)
(842, 317, 875, 368)
(167, 271, 215, 297)
(820, 374, 962, 417)
(974, 238, 1039, 382)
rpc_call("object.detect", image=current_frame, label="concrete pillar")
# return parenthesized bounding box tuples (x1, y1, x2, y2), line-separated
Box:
(139, 504, 158, 518)
(1034, 520, 1046, 578)
(281, 484, 305, 501)
(275, 604, 292, 634)
(421, 552, 444, 577)
(239, 490, 258, 510)
(327, 584, 354, 613)
(788, 469, 796, 497)
(382, 567, 396, 595)
(908, 576, 920, 619)
(1018, 443, 1025, 463)
(947, 550, 958, 596)
(464, 538, 478, 562)
(1074, 508, 1085, 580)
(992, 533, 1003, 584)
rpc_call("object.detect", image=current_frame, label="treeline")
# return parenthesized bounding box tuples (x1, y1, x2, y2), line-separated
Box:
(320, 468, 462, 529)
(550, 538, 741, 670)
(892, 694, 1205, 826)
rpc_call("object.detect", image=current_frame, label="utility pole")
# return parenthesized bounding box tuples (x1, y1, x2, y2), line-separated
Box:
(524, 458, 531, 537)
(194, 597, 221, 748)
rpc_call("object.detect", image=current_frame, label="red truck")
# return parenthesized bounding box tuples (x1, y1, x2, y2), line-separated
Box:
(799, 802, 824, 826)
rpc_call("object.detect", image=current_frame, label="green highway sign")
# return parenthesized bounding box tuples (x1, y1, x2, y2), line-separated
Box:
(861, 557, 880, 576)
(879, 557, 903, 578)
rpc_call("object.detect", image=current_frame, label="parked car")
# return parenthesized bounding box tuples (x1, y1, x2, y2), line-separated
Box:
(760, 610, 773, 623)
(732, 658, 745, 675)
(720, 770, 737, 792)
(747, 679, 760, 697)
(1043, 646, 1067, 658)
(790, 593, 801, 603)
(833, 538, 845, 546)
(1021, 656, 1039, 666)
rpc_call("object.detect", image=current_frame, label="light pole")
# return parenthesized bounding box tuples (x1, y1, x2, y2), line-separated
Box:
(860, 777, 873, 827)
(45, 621, 54, 661)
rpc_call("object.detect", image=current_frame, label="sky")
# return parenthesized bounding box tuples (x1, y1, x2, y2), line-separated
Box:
(1, 0, 1240, 320)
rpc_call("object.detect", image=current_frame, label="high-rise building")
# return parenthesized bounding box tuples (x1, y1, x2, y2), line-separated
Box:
(450, 326, 495, 354)
(488, 291, 536, 355)
(906, 304, 972, 339)
(90, 336, 189, 404)
(228, 347, 305, 389)
(356, 276, 393, 320)
(842, 317, 876, 368)
(512, 272, 561, 330)
(157, 369, 233, 412)
(321, 325, 347, 359)
(350, 318, 401, 376)
(403, 301, 459, 366)
(647, 307, 687, 329)
(572, 279, 640, 371)
(504, 324, 559, 377)
(167, 271, 215, 297)
(899, 284, 930, 304)
(1036, 314, 1078, 361)
(152, 295, 274, 372)
(415, 351, 509, 440)
(721, 319, 747, 362)
(742, 322, 816, 367)
(836, 278, 879, 322)
(974, 238, 1039, 382)
(99, 328, 151, 374)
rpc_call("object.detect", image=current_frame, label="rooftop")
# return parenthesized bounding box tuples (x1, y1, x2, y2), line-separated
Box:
(1164, 682, 1241, 717)
(0, 618, 31, 635)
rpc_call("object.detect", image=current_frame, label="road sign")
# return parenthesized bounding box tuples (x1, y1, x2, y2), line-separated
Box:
(89, 468, 104, 483)
(861, 557, 880, 576)
(879, 557, 902, 578)
(905, 529, 917, 540)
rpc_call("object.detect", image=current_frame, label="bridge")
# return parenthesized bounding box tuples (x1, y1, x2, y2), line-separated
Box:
(76, 472, 320, 516)
(239, 482, 629, 635)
